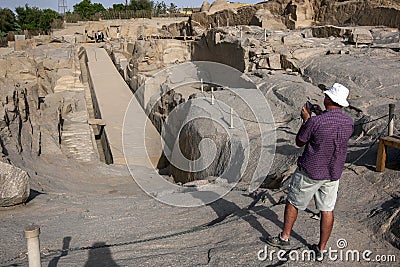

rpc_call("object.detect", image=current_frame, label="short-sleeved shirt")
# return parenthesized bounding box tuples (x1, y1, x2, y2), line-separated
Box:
(297, 109, 353, 181)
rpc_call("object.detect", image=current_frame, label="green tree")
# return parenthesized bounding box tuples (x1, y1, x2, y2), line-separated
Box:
(153, 1, 167, 15)
(0, 8, 16, 33)
(38, 9, 59, 31)
(168, 3, 178, 13)
(73, 0, 105, 19)
(15, 5, 59, 32)
(15, 4, 41, 30)
(129, 0, 152, 11)
(112, 4, 126, 11)
(92, 3, 106, 13)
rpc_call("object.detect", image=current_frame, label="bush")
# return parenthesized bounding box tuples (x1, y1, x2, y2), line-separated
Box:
(51, 18, 64, 29)
(65, 12, 81, 23)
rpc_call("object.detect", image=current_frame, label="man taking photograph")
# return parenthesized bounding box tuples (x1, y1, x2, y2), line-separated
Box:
(265, 83, 354, 261)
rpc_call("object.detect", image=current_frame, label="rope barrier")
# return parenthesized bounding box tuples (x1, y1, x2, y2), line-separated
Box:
(200, 90, 389, 127)
(197, 91, 292, 125)
(346, 115, 395, 170)
(354, 114, 389, 126)
(0, 253, 27, 266)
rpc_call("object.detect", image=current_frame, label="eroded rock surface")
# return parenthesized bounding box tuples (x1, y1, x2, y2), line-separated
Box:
(0, 43, 99, 195)
(0, 162, 30, 207)
(191, 0, 400, 34)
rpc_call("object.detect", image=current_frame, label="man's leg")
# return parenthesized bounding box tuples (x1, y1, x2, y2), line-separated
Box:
(265, 169, 317, 248)
(314, 179, 339, 251)
(264, 201, 297, 248)
(281, 201, 298, 240)
(318, 211, 334, 250)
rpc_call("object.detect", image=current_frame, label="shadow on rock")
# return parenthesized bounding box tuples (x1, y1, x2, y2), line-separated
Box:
(247, 191, 309, 247)
(196, 190, 309, 246)
(26, 189, 45, 203)
(275, 144, 300, 156)
(206, 197, 271, 237)
(84, 242, 119, 267)
(48, 236, 71, 267)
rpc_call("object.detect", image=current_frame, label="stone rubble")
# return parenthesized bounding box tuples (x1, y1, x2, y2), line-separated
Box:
(0, 161, 30, 207)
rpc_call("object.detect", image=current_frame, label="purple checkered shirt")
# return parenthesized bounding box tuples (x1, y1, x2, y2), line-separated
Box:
(297, 109, 353, 181)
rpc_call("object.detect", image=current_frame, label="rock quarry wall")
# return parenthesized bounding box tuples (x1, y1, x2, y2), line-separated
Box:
(356, 7, 400, 29)
(0, 51, 61, 164)
(311, 0, 400, 28)
(191, 0, 400, 33)
(191, 28, 247, 72)
(0, 44, 98, 205)
(110, 38, 192, 116)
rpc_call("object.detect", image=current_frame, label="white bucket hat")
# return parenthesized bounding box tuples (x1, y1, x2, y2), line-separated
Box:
(324, 83, 349, 107)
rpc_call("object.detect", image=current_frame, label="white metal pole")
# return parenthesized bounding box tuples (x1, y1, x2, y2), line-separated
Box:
(211, 87, 214, 105)
(230, 107, 234, 129)
(24, 225, 41, 267)
(389, 104, 395, 136)
(201, 78, 203, 92)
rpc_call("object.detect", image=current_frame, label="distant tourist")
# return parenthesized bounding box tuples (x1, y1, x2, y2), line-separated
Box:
(264, 83, 354, 261)
(97, 31, 104, 42)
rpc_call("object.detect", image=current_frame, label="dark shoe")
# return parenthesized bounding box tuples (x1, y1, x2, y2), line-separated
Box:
(264, 233, 290, 249)
(310, 244, 324, 262)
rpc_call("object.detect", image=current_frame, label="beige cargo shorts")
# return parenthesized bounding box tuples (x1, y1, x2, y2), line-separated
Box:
(287, 168, 339, 211)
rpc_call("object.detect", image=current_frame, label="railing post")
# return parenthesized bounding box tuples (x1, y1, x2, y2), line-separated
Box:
(24, 225, 41, 267)
(229, 107, 234, 129)
(389, 104, 395, 136)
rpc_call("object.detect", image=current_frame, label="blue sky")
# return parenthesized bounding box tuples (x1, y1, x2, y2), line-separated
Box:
(0, 0, 263, 12)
